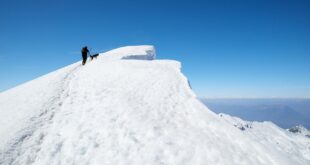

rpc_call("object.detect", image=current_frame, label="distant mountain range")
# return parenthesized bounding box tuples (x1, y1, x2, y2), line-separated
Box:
(201, 99, 310, 129)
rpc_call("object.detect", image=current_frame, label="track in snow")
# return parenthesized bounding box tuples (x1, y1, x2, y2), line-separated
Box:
(0, 64, 81, 164)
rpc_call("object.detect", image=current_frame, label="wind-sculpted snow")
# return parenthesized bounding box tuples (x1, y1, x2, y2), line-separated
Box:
(102, 45, 156, 60)
(0, 46, 309, 165)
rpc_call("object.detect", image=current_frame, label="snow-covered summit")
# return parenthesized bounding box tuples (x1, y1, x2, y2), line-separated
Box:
(100, 45, 156, 60)
(0, 46, 309, 165)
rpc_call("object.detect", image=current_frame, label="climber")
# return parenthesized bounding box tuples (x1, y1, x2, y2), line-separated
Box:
(81, 46, 90, 65)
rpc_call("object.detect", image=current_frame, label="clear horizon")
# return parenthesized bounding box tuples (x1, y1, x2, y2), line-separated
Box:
(1, 0, 310, 98)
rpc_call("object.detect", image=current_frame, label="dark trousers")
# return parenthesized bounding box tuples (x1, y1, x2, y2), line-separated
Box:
(82, 53, 87, 65)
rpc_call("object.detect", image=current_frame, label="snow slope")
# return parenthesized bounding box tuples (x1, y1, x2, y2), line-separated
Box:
(219, 113, 310, 161)
(0, 45, 309, 165)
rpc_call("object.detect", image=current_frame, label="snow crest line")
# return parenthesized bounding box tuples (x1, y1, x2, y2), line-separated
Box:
(1, 46, 309, 165)
(0, 64, 81, 165)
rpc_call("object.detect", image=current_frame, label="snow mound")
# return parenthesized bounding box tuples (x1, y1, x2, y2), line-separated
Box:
(0, 45, 309, 165)
(100, 45, 156, 60)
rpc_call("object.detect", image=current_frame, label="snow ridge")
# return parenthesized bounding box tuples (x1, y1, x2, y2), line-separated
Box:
(0, 45, 309, 165)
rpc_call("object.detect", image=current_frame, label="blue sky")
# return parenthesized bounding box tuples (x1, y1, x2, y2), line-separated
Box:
(0, 0, 309, 98)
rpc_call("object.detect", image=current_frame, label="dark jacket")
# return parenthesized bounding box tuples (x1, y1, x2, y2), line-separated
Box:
(81, 47, 89, 56)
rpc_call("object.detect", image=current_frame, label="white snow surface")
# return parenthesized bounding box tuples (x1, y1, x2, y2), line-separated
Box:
(0, 45, 309, 165)
(103, 45, 156, 60)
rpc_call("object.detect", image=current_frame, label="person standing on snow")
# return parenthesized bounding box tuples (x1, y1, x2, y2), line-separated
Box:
(81, 46, 90, 65)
